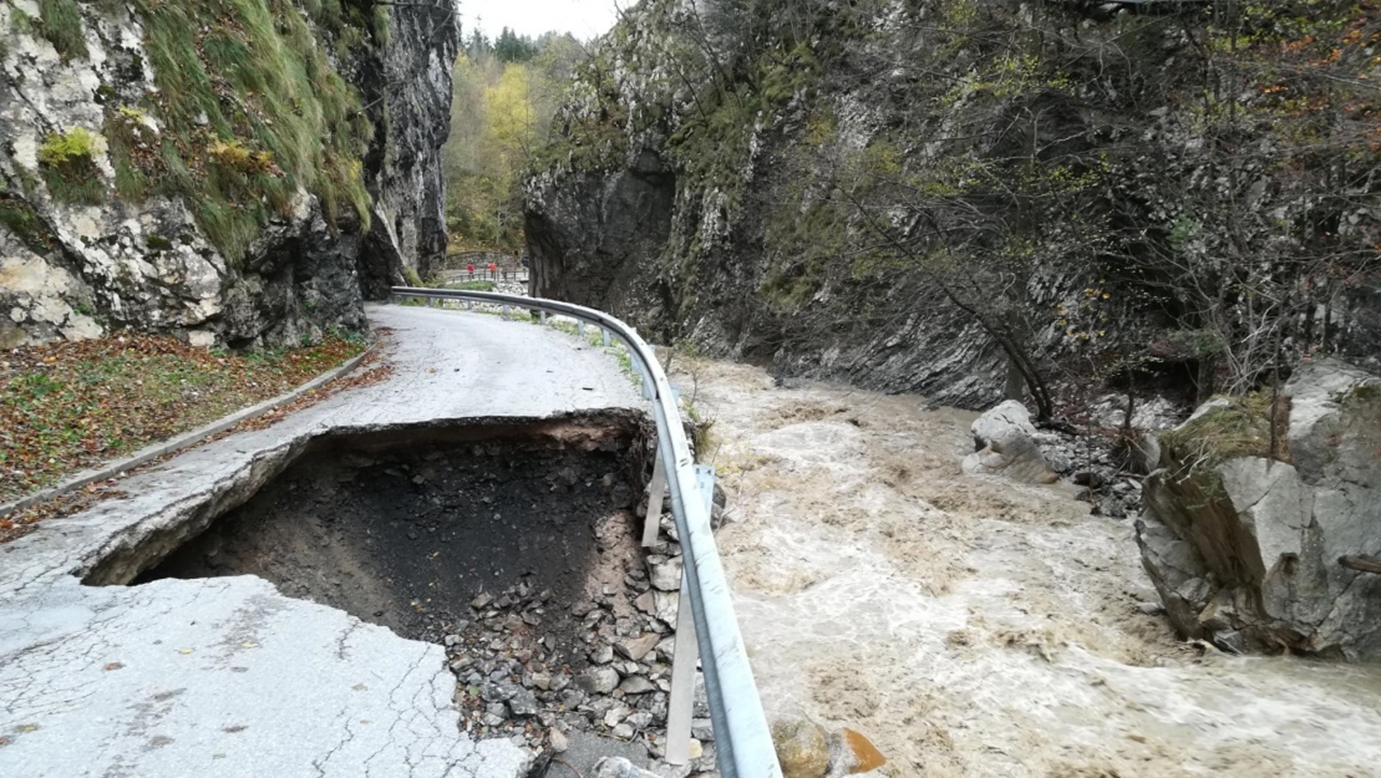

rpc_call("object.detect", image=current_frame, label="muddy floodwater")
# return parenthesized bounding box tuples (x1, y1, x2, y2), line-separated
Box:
(682, 359, 1381, 777)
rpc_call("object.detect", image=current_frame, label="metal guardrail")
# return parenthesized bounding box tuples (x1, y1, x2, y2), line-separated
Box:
(436, 269, 529, 284)
(390, 287, 782, 778)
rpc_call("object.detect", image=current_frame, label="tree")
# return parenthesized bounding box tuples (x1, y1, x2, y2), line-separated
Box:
(466, 24, 490, 58)
(444, 31, 591, 252)
(493, 26, 538, 62)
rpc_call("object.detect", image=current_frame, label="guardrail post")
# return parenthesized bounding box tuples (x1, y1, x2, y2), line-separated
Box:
(666, 464, 716, 765)
(577, 321, 585, 339)
(540, 310, 547, 324)
(635, 361, 655, 400)
(501, 304, 510, 320)
(643, 454, 666, 548)
(603, 329, 611, 348)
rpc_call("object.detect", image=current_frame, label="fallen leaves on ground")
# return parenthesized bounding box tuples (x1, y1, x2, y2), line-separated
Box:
(0, 333, 391, 543)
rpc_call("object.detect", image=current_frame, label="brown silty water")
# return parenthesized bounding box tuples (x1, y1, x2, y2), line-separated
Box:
(679, 357, 1381, 778)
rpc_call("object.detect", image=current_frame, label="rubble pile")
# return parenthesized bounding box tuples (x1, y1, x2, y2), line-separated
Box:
(444, 509, 719, 774)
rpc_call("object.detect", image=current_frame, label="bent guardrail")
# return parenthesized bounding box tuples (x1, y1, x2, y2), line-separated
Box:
(390, 286, 782, 778)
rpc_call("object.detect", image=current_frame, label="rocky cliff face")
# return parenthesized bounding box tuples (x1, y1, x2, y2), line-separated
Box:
(1138, 360, 1381, 659)
(354, 0, 457, 300)
(0, 0, 457, 349)
(525, 0, 1380, 408)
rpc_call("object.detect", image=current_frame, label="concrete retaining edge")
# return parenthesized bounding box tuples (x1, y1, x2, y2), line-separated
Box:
(0, 340, 380, 518)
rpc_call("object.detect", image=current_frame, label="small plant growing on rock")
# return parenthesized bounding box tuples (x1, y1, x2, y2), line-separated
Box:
(38, 127, 97, 166)
(117, 105, 149, 123)
(37, 127, 105, 204)
(207, 140, 276, 175)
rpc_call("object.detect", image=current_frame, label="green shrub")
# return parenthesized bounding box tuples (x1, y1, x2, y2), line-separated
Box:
(448, 280, 495, 292)
(38, 128, 105, 204)
(38, 127, 97, 166)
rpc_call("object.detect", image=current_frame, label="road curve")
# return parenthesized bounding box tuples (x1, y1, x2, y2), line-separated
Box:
(0, 304, 643, 778)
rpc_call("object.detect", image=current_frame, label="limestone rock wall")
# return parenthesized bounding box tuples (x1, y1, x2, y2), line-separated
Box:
(0, 0, 457, 349)
(355, 0, 458, 299)
(524, 0, 1381, 407)
(1138, 360, 1381, 659)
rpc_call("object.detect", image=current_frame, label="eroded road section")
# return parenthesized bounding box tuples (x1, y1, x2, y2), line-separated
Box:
(0, 305, 642, 778)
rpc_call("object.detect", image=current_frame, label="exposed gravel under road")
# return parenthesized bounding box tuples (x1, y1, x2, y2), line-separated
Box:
(0, 305, 643, 778)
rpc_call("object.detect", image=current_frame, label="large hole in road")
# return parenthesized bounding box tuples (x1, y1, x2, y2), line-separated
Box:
(84, 412, 698, 765)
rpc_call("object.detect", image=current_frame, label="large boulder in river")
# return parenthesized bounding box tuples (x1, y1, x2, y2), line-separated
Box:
(961, 400, 1059, 484)
(1137, 359, 1381, 659)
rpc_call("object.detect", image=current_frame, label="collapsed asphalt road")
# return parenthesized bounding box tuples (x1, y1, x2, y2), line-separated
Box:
(0, 305, 644, 778)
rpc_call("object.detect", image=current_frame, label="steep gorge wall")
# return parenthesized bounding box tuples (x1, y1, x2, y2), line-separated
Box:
(0, 0, 457, 349)
(526, 0, 1381, 407)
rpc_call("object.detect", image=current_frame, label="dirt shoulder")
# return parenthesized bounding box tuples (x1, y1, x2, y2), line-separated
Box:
(0, 332, 375, 540)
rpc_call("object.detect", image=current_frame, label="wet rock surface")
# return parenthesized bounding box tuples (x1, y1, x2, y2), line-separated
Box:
(961, 400, 1060, 484)
(1139, 359, 1381, 659)
(960, 396, 1175, 520)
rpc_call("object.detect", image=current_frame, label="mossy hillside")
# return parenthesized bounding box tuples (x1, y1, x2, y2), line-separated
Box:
(101, 0, 376, 261)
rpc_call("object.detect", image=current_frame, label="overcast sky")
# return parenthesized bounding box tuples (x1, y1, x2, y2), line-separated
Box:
(459, 0, 627, 41)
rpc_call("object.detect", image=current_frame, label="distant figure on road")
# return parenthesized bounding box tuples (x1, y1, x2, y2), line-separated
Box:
(521, 254, 530, 269)
(488, 261, 497, 279)
(467, 263, 475, 277)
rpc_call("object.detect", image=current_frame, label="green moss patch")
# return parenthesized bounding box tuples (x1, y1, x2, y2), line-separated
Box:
(1160, 391, 1292, 490)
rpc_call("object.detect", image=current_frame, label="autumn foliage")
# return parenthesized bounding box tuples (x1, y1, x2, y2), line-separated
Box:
(0, 333, 366, 508)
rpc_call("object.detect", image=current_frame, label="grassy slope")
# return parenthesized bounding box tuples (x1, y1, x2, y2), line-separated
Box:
(22, 0, 379, 261)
